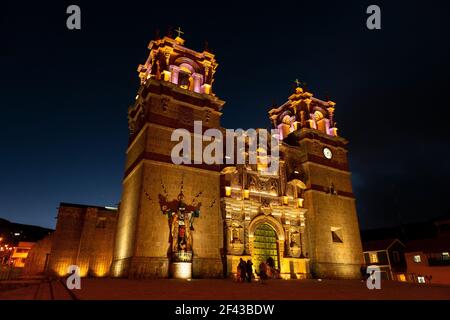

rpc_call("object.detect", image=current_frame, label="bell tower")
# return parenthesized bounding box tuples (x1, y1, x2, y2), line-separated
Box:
(111, 32, 225, 278)
(269, 86, 363, 279)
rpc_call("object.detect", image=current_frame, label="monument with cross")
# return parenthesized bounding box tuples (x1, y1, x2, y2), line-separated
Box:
(175, 27, 184, 39)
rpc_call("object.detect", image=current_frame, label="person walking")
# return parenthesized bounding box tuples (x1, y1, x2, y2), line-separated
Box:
(258, 261, 268, 283)
(360, 264, 367, 282)
(237, 258, 246, 282)
(245, 259, 253, 283)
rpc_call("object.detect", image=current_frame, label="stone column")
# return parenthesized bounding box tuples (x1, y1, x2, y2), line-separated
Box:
(304, 98, 312, 113)
(277, 239, 285, 262)
(327, 106, 335, 127)
(278, 123, 290, 140)
(225, 220, 232, 254)
(284, 226, 291, 257)
(248, 236, 254, 257)
(299, 230, 305, 258)
(243, 221, 249, 255)
(299, 209, 307, 258)
(169, 65, 180, 85)
(192, 73, 202, 93)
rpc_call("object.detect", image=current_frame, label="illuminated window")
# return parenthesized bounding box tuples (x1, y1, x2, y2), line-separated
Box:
(442, 252, 449, 260)
(369, 252, 378, 263)
(413, 255, 421, 263)
(178, 71, 191, 89)
(417, 276, 425, 283)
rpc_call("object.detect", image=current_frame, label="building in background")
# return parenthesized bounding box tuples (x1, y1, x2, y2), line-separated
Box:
(362, 239, 407, 281)
(404, 236, 450, 285)
(361, 214, 450, 284)
(0, 238, 13, 265)
(9, 242, 35, 268)
(0, 223, 52, 279)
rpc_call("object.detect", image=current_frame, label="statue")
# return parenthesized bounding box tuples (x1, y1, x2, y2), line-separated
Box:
(159, 190, 201, 262)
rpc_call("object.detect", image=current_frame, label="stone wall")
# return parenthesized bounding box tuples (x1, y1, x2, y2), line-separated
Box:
(47, 204, 117, 277)
(22, 234, 52, 275)
(112, 76, 225, 279)
(298, 135, 364, 279)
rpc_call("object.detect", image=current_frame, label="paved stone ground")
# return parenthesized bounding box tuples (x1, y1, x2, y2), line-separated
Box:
(1, 278, 450, 300)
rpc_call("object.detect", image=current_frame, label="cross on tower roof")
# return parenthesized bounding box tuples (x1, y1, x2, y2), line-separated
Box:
(294, 79, 301, 87)
(175, 27, 184, 38)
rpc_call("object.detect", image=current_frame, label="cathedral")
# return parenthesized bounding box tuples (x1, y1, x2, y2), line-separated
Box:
(45, 33, 363, 280)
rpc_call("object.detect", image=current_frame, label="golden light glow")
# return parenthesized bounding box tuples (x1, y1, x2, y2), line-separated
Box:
(92, 264, 109, 277)
(283, 196, 289, 205)
(220, 166, 237, 175)
(54, 261, 71, 277)
(180, 66, 192, 74)
(257, 163, 268, 171)
(228, 186, 280, 198)
(398, 274, 407, 282)
(174, 36, 185, 45)
(225, 186, 232, 197)
(161, 70, 171, 81)
(172, 262, 192, 279)
(297, 198, 304, 208)
(54, 261, 89, 277)
(243, 189, 250, 199)
(289, 179, 307, 190)
(203, 84, 211, 94)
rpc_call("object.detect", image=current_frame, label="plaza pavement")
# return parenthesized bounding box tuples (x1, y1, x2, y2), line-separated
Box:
(1, 278, 450, 300)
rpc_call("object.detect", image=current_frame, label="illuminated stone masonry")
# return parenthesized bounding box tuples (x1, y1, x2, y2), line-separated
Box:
(43, 32, 363, 280)
(47, 203, 117, 277)
(221, 164, 310, 279)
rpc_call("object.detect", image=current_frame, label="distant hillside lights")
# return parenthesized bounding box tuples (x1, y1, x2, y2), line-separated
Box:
(0, 238, 14, 265)
(171, 121, 280, 173)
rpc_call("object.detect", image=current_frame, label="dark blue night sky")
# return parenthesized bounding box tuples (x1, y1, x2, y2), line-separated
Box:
(1, 0, 449, 229)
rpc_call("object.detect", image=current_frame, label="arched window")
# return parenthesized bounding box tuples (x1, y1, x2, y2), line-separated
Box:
(178, 65, 193, 90)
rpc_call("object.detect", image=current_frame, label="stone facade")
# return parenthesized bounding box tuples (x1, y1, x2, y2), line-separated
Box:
(111, 36, 225, 278)
(44, 34, 363, 280)
(47, 203, 117, 277)
(267, 91, 364, 279)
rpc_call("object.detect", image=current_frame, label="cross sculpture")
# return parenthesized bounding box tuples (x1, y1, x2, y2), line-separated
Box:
(175, 27, 184, 38)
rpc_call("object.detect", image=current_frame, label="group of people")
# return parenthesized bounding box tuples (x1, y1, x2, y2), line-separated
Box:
(236, 258, 254, 283)
(236, 257, 280, 283)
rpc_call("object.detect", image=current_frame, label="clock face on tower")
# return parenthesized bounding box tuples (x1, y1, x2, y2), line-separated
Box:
(323, 147, 333, 159)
